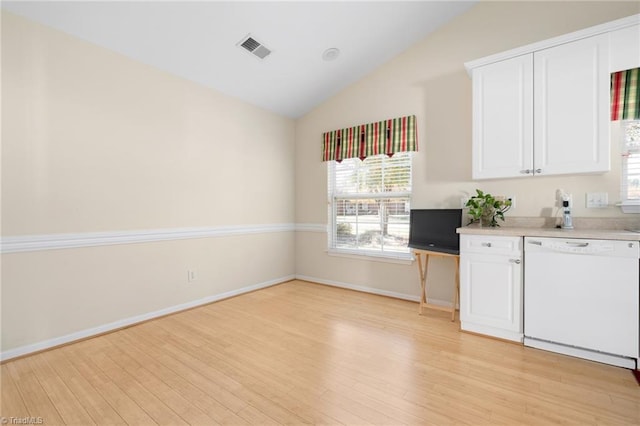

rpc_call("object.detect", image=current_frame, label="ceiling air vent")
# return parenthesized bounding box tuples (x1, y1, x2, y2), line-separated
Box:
(238, 35, 272, 60)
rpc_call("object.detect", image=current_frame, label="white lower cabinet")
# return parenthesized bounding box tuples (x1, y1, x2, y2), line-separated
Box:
(459, 235, 523, 342)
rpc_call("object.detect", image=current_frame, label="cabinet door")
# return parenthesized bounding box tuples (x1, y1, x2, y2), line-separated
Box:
(472, 55, 533, 179)
(460, 252, 523, 340)
(610, 24, 640, 73)
(533, 34, 610, 175)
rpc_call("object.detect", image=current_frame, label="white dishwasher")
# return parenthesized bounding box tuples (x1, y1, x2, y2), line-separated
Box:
(524, 237, 639, 369)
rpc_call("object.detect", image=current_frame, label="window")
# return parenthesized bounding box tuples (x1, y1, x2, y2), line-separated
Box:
(328, 152, 412, 258)
(621, 120, 640, 213)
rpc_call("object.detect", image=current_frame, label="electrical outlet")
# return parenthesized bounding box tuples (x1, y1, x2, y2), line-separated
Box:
(564, 194, 573, 208)
(506, 196, 516, 209)
(187, 270, 197, 283)
(556, 189, 572, 208)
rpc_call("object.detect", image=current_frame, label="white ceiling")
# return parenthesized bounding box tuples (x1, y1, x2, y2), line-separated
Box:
(2, 1, 478, 118)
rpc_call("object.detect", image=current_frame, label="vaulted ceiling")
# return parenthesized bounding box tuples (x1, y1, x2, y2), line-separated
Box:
(3, 1, 478, 118)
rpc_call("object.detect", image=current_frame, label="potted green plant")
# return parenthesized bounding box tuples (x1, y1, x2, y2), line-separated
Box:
(465, 189, 512, 227)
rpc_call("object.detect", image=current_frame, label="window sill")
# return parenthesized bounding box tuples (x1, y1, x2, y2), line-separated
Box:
(617, 203, 640, 214)
(326, 248, 413, 265)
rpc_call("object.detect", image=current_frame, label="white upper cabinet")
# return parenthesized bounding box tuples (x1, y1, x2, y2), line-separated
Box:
(466, 14, 640, 180)
(472, 55, 533, 179)
(610, 24, 640, 72)
(533, 33, 610, 176)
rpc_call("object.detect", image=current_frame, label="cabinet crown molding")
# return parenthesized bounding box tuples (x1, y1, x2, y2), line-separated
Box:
(464, 13, 640, 75)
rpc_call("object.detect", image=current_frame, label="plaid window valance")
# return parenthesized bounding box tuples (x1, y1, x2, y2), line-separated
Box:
(611, 68, 640, 121)
(322, 115, 417, 162)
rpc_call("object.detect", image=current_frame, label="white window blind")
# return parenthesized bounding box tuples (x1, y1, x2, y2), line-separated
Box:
(621, 120, 640, 212)
(328, 152, 412, 258)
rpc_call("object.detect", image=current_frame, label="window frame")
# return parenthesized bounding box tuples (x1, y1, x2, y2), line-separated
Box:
(620, 120, 640, 213)
(327, 152, 413, 261)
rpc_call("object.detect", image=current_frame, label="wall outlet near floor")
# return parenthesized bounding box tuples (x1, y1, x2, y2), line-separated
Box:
(506, 196, 516, 209)
(187, 270, 198, 283)
(586, 192, 608, 208)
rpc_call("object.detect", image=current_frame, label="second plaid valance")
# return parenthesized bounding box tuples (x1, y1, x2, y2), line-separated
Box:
(612, 68, 640, 121)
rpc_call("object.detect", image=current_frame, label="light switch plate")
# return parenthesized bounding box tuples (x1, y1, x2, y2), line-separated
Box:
(586, 192, 608, 208)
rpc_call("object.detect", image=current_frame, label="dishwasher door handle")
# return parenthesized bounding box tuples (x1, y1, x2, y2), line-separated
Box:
(565, 242, 589, 247)
(528, 240, 590, 248)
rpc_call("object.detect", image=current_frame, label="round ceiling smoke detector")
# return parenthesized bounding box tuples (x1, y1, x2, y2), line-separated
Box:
(322, 48, 340, 61)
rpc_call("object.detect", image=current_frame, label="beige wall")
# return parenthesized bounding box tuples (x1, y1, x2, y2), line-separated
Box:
(295, 2, 640, 300)
(3, 2, 640, 356)
(2, 233, 294, 351)
(1, 12, 295, 353)
(2, 12, 295, 235)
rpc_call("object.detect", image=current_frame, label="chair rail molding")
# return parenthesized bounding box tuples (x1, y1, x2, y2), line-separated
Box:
(295, 223, 327, 233)
(1, 223, 299, 253)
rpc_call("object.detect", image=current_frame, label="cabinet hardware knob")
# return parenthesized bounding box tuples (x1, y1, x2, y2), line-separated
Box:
(510, 259, 521, 264)
(481, 242, 492, 247)
(521, 169, 532, 174)
(535, 168, 542, 173)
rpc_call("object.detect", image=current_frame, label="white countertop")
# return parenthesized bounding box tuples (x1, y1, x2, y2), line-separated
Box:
(457, 225, 640, 241)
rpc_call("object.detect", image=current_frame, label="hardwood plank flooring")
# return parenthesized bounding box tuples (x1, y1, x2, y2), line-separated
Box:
(1, 280, 639, 425)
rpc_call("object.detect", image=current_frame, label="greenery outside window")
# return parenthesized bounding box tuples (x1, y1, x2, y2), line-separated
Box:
(328, 152, 412, 258)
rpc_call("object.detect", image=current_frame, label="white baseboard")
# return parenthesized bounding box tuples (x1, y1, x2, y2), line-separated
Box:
(0, 275, 295, 362)
(295, 274, 453, 308)
(461, 322, 523, 343)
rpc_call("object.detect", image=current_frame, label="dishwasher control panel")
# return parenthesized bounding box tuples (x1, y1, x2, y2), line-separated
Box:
(525, 237, 639, 258)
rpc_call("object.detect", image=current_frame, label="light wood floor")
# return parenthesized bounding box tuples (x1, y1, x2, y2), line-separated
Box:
(2, 280, 639, 425)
